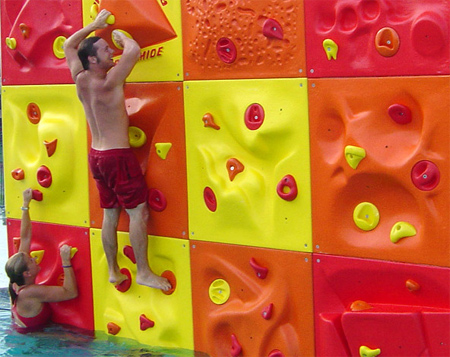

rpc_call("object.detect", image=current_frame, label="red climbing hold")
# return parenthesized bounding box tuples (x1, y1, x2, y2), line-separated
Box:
(139, 314, 155, 330)
(276, 175, 298, 201)
(123, 245, 136, 264)
(263, 19, 284, 40)
(216, 37, 237, 64)
(115, 268, 132, 293)
(245, 103, 265, 130)
(148, 188, 167, 212)
(388, 104, 412, 125)
(203, 187, 217, 212)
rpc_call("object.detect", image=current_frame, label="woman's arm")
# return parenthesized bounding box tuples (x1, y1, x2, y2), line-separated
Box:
(18, 189, 33, 254)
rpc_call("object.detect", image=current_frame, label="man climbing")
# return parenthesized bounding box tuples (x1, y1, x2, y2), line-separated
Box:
(63, 9, 170, 291)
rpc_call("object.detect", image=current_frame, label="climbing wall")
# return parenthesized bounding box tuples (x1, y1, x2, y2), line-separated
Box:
(1, 0, 449, 356)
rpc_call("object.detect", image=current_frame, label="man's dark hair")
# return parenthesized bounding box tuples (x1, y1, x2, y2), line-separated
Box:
(77, 36, 101, 70)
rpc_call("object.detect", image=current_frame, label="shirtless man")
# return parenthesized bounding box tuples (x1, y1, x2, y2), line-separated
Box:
(63, 9, 170, 291)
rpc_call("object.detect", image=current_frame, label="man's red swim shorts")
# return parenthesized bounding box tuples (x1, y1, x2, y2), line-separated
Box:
(88, 148, 148, 209)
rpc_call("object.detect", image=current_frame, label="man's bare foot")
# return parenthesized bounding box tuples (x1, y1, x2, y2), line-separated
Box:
(136, 272, 172, 291)
(109, 269, 128, 285)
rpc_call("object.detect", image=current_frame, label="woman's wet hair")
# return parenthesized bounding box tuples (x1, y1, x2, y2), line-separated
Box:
(5, 252, 28, 303)
(78, 36, 101, 70)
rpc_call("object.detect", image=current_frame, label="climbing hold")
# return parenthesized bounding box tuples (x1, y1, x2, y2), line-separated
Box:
(11, 168, 24, 180)
(375, 27, 400, 57)
(112, 29, 133, 50)
(27, 103, 41, 124)
(37, 166, 52, 188)
(30, 250, 44, 265)
(323, 39, 338, 60)
(106, 15, 115, 25)
(202, 113, 220, 130)
(128, 126, 147, 148)
(276, 174, 298, 201)
(406, 279, 420, 292)
(203, 187, 217, 212)
(161, 270, 176, 295)
(70, 247, 78, 259)
(107, 322, 121, 335)
(115, 268, 132, 293)
(13, 237, 20, 253)
(44, 139, 58, 157)
(155, 143, 172, 160)
(245, 103, 265, 130)
(53, 36, 66, 59)
(345, 145, 366, 169)
(226, 158, 244, 181)
(209, 279, 230, 305)
(269, 350, 285, 357)
(350, 300, 373, 311)
(19, 23, 30, 39)
(390, 221, 416, 243)
(230, 334, 242, 357)
(5, 37, 16, 50)
(90, 3, 99, 18)
(353, 202, 380, 231)
(261, 303, 274, 320)
(139, 314, 155, 330)
(250, 257, 268, 279)
(148, 188, 167, 212)
(388, 104, 412, 125)
(411, 160, 440, 191)
(216, 37, 237, 64)
(262, 19, 283, 40)
(32, 190, 43, 201)
(123, 245, 136, 264)
(359, 345, 381, 357)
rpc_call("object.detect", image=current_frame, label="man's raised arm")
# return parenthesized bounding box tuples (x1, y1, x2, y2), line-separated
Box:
(63, 9, 111, 80)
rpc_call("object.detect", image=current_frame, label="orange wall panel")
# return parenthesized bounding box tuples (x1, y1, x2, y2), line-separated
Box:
(309, 76, 450, 267)
(190, 240, 315, 356)
(89, 82, 188, 239)
(182, 0, 306, 80)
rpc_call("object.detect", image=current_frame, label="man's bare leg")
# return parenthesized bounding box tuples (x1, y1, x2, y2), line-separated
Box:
(102, 207, 128, 284)
(126, 202, 171, 291)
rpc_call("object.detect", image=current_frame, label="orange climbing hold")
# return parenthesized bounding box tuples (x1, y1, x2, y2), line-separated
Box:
(107, 322, 121, 335)
(350, 300, 373, 311)
(11, 168, 24, 180)
(202, 113, 220, 130)
(161, 270, 176, 295)
(27, 103, 41, 124)
(406, 279, 420, 292)
(44, 139, 57, 157)
(226, 158, 244, 181)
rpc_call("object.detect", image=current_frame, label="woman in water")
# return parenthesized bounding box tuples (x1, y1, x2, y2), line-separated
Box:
(5, 188, 78, 330)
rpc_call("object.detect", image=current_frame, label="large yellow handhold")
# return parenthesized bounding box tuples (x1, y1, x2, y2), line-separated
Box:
(30, 250, 45, 265)
(128, 126, 147, 148)
(345, 145, 366, 169)
(360, 346, 381, 357)
(70, 247, 78, 259)
(390, 221, 417, 243)
(208, 279, 230, 305)
(323, 39, 338, 60)
(155, 143, 172, 160)
(353, 202, 380, 231)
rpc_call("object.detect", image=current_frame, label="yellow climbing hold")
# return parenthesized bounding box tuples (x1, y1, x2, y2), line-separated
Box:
(353, 202, 380, 231)
(128, 126, 147, 148)
(345, 145, 366, 169)
(208, 279, 230, 305)
(90, 4, 98, 18)
(323, 39, 338, 60)
(390, 221, 417, 243)
(70, 247, 78, 259)
(155, 143, 172, 160)
(53, 36, 66, 59)
(112, 29, 133, 50)
(30, 250, 45, 265)
(106, 15, 115, 25)
(360, 346, 381, 357)
(5, 37, 17, 50)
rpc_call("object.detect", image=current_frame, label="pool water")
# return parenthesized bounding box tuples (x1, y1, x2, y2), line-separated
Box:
(0, 289, 208, 357)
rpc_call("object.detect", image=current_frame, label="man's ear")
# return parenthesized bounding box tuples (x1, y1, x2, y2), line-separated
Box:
(23, 270, 31, 278)
(88, 56, 97, 64)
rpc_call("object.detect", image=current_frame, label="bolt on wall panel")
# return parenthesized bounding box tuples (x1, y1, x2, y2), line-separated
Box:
(185, 78, 312, 252)
(309, 76, 450, 267)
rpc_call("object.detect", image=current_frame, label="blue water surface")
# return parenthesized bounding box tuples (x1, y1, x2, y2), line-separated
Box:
(0, 289, 208, 357)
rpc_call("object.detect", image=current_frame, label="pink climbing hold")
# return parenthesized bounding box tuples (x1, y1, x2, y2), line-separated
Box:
(411, 160, 440, 191)
(148, 188, 167, 212)
(216, 37, 237, 64)
(139, 314, 155, 330)
(203, 187, 217, 212)
(230, 334, 242, 357)
(123, 245, 136, 264)
(250, 257, 268, 279)
(115, 268, 132, 293)
(261, 303, 274, 320)
(388, 104, 412, 125)
(263, 19, 283, 40)
(245, 103, 265, 130)
(37, 165, 52, 188)
(32, 190, 43, 201)
(277, 175, 298, 201)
